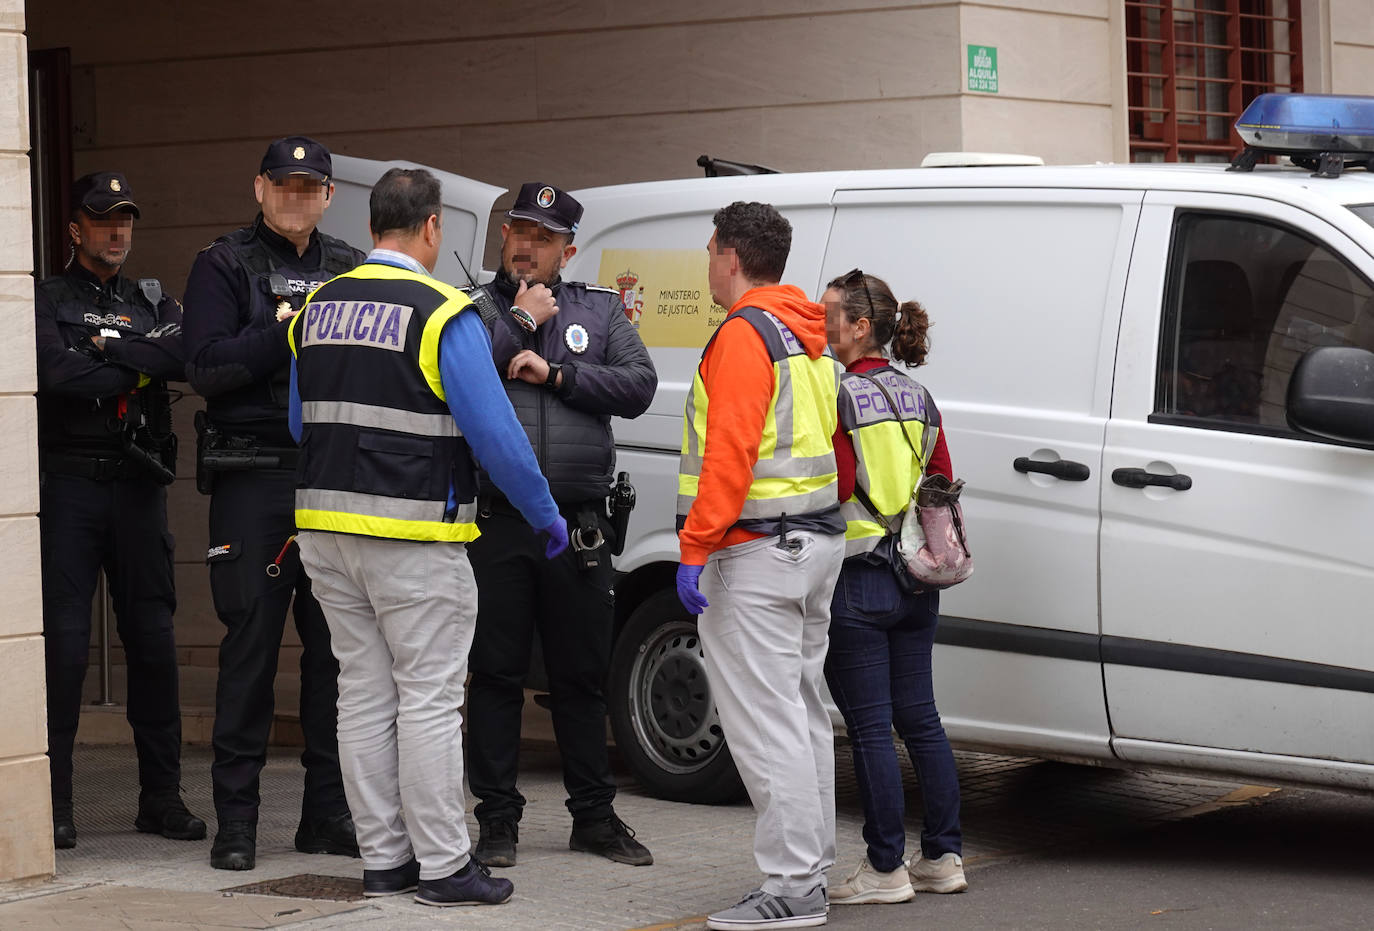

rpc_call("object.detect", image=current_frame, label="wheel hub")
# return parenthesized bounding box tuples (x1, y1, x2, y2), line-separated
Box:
(629, 620, 725, 775)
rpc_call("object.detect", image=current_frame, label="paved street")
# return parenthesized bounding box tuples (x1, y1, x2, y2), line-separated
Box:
(4, 738, 1374, 929)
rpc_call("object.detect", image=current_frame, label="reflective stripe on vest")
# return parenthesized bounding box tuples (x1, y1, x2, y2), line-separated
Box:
(677, 308, 840, 527)
(838, 368, 938, 557)
(295, 488, 480, 543)
(300, 399, 461, 438)
(289, 262, 479, 543)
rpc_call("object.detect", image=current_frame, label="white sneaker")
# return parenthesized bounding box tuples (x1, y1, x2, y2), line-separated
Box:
(828, 858, 914, 905)
(909, 852, 968, 893)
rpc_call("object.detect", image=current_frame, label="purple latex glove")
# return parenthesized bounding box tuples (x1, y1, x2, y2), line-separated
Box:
(539, 516, 569, 559)
(675, 562, 710, 615)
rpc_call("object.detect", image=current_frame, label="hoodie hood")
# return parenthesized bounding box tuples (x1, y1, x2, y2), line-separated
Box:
(731, 284, 829, 359)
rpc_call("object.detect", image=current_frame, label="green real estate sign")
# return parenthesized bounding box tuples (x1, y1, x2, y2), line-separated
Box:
(968, 45, 998, 93)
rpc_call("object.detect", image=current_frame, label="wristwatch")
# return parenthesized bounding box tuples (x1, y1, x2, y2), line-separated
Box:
(509, 305, 537, 332)
(545, 362, 563, 389)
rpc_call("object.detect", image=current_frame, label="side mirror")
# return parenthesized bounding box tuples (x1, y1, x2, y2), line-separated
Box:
(1287, 346, 1374, 443)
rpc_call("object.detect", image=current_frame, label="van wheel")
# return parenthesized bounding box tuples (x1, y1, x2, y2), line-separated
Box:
(609, 589, 745, 804)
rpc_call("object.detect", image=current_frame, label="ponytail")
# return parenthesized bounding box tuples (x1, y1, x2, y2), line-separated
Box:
(889, 299, 930, 367)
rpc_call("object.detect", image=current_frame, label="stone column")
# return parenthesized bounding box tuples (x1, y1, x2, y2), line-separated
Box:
(0, 0, 51, 885)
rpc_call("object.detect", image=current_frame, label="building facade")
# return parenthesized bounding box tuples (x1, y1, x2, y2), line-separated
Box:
(4, 0, 1371, 884)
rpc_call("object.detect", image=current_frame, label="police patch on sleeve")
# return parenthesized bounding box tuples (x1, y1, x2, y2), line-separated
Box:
(564, 323, 589, 354)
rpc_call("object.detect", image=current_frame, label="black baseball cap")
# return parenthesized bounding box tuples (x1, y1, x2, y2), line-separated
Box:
(259, 135, 332, 181)
(506, 182, 583, 235)
(72, 171, 140, 219)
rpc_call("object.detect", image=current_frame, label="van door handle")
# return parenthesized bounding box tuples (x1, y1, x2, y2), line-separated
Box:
(1013, 457, 1091, 481)
(1111, 467, 1192, 491)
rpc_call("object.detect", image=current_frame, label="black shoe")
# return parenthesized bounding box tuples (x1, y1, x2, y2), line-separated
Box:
(294, 811, 360, 858)
(474, 819, 518, 868)
(414, 858, 513, 907)
(363, 858, 420, 897)
(570, 815, 654, 866)
(210, 820, 256, 871)
(53, 797, 76, 850)
(135, 790, 208, 841)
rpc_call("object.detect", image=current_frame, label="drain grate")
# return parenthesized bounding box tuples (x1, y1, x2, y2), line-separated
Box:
(221, 872, 364, 902)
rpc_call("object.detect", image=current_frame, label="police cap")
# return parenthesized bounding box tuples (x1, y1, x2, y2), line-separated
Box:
(260, 136, 332, 181)
(72, 171, 140, 219)
(506, 182, 583, 236)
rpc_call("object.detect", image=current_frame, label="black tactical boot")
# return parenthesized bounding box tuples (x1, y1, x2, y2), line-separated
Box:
(570, 815, 653, 866)
(294, 810, 360, 857)
(53, 796, 76, 850)
(474, 819, 518, 867)
(210, 819, 257, 870)
(135, 789, 208, 841)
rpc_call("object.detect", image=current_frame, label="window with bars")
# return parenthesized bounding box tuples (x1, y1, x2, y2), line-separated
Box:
(1126, 0, 1302, 163)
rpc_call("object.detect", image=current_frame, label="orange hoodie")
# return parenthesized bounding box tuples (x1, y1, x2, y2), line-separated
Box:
(678, 284, 833, 565)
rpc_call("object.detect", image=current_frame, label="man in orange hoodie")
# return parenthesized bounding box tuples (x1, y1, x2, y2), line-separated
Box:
(676, 201, 846, 931)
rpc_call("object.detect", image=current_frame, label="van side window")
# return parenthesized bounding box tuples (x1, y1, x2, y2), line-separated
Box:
(1156, 212, 1374, 435)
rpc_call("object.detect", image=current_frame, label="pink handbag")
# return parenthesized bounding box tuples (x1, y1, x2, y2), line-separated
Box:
(897, 474, 973, 591)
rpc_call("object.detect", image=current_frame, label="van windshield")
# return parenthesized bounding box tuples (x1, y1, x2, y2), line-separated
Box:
(1351, 204, 1374, 228)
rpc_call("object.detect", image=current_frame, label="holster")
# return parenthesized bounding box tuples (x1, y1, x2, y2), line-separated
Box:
(606, 471, 636, 557)
(194, 410, 217, 495)
(194, 410, 298, 496)
(120, 383, 176, 486)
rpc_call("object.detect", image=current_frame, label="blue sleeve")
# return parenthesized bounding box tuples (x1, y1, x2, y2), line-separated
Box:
(288, 358, 302, 444)
(440, 309, 559, 530)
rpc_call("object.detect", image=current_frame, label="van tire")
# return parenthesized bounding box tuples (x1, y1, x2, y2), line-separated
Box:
(609, 589, 746, 804)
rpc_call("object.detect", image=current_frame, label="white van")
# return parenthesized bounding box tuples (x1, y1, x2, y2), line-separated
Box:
(324, 108, 1374, 805)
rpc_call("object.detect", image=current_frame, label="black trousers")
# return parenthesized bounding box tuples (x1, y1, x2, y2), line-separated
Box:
(467, 505, 617, 825)
(207, 469, 346, 823)
(39, 471, 181, 803)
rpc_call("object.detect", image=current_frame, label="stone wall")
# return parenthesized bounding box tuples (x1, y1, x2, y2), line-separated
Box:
(0, 0, 50, 885)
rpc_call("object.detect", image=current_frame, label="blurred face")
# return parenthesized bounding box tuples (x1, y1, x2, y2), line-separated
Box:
(823, 285, 872, 366)
(500, 219, 575, 286)
(70, 210, 134, 273)
(706, 231, 735, 309)
(255, 173, 332, 239)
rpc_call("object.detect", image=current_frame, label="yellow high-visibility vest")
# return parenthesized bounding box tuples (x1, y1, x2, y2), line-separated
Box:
(288, 262, 480, 543)
(677, 308, 841, 532)
(838, 366, 939, 557)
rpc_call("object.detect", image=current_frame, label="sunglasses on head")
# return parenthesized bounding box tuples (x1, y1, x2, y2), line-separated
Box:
(841, 268, 875, 318)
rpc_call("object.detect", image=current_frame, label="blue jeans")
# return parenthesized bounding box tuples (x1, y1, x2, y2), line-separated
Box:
(824, 558, 962, 872)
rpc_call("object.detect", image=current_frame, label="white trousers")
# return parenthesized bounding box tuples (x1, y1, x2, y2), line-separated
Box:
(698, 530, 846, 897)
(297, 531, 476, 880)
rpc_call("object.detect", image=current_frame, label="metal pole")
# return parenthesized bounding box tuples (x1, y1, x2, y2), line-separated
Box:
(94, 570, 116, 707)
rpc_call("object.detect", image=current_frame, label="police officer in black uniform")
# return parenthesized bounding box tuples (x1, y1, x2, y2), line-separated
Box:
(183, 137, 365, 871)
(466, 182, 657, 868)
(36, 171, 203, 850)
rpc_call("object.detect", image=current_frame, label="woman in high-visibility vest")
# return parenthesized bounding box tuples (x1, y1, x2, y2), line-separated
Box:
(821, 270, 967, 905)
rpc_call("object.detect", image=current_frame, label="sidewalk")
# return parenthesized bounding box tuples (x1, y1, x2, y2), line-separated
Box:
(0, 734, 1252, 930)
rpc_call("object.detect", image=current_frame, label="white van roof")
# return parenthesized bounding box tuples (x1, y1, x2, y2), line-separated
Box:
(570, 162, 1374, 210)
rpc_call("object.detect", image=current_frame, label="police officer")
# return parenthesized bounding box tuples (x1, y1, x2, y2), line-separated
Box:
(183, 137, 365, 871)
(466, 182, 657, 868)
(35, 171, 203, 850)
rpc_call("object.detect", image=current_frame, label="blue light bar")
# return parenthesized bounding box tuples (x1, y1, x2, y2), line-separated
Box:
(1236, 93, 1374, 154)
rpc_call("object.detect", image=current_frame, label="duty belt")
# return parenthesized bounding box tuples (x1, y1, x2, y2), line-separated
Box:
(41, 452, 132, 481)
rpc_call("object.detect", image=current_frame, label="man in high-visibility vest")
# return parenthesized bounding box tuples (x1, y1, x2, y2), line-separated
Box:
(287, 167, 567, 907)
(675, 201, 846, 931)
